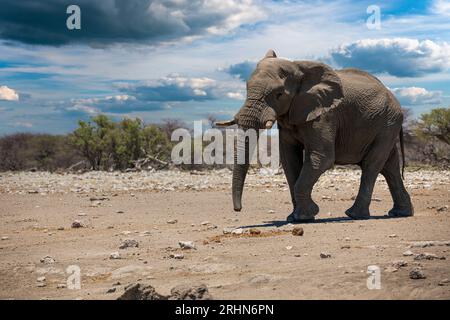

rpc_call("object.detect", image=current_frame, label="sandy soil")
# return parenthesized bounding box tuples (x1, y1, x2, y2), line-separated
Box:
(0, 168, 449, 300)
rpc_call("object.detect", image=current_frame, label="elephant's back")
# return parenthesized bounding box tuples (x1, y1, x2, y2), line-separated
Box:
(333, 69, 403, 165)
(336, 68, 403, 123)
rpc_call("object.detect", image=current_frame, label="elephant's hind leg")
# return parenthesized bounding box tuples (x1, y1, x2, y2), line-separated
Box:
(381, 147, 414, 217)
(345, 135, 395, 220)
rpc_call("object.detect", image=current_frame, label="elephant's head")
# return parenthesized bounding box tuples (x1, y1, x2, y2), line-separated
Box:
(216, 49, 343, 212)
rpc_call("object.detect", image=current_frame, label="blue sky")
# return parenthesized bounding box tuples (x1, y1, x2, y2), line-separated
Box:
(0, 0, 449, 134)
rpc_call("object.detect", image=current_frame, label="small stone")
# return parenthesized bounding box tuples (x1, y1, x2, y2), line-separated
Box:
(231, 228, 244, 235)
(249, 274, 272, 284)
(36, 282, 46, 287)
(169, 284, 212, 300)
(414, 252, 445, 261)
(179, 241, 196, 250)
(268, 210, 275, 214)
(117, 210, 125, 214)
(286, 246, 293, 250)
(222, 227, 234, 234)
(57, 227, 64, 231)
(110, 252, 121, 259)
(40, 256, 55, 264)
(78, 212, 87, 216)
(71, 220, 85, 228)
(385, 266, 398, 273)
(341, 245, 351, 249)
(409, 267, 426, 279)
(56, 284, 66, 289)
(170, 253, 184, 260)
(438, 279, 450, 286)
(344, 237, 351, 241)
(119, 239, 139, 249)
(320, 252, 331, 259)
(107, 287, 117, 294)
(402, 250, 414, 256)
(292, 226, 304, 236)
(1, 236, 9, 241)
(388, 234, 397, 238)
(200, 221, 210, 225)
(436, 205, 449, 212)
(249, 228, 261, 235)
(37, 276, 46, 282)
(117, 283, 168, 300)
(167, 219, 178, 224)
(392, 260, 408, 268)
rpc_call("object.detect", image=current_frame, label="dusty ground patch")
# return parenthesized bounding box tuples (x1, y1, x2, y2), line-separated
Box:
(0, 168, 449, 299)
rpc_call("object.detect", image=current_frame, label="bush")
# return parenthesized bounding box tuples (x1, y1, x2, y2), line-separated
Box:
(0, 133, 83, 171)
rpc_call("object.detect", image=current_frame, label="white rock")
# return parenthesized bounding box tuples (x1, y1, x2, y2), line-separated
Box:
(40, 256, 56, 264)
(231, 228, 244, 235)
(170, 253, 184, 259)
(223, 227, 234, 234)
(320, 252, 331, 259)
(402, 250, 414, 256)
(110, 252, 121, 259)
(179, 241, 196, 250)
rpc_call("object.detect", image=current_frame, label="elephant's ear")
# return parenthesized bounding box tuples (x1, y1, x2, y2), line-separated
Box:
(288, 61, 343, 125)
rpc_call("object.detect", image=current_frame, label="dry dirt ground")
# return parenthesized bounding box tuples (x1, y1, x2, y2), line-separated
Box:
(0, 168, 449, 300)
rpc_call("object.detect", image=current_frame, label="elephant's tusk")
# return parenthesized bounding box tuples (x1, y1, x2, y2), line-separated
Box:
(265, 120, 274, 129)
(215, 119, 236, 127)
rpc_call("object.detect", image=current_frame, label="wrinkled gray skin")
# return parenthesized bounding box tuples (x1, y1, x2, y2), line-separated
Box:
(216, 50, 414, 222)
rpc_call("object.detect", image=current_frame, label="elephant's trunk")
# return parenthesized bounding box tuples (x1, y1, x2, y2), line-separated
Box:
(232, 100, 276, 212)
(232, 133, 249, 212)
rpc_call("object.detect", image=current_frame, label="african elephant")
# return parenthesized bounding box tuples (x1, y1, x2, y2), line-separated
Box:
(216, 49, 413, 222)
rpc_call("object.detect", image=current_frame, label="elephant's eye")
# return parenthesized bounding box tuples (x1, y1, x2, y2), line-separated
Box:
(276, 92, 283, 100)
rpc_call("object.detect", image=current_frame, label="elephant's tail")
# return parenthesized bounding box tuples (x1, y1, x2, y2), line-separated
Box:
(400, 126, 405, 179)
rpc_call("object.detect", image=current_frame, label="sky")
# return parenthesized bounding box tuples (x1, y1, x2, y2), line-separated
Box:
(0, 0, 449, 134)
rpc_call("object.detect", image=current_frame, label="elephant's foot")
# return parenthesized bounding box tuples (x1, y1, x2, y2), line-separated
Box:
(345, 204, 370, 220)
(286, 201, 318, 223)
(388, 205, 414, 217)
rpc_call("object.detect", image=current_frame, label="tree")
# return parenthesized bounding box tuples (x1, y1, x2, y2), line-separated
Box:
(414, 108, 450, 146)
(70, 115, 173, 170)
(70, 115, 115, 170)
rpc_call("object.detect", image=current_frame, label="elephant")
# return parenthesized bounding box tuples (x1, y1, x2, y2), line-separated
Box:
(216, 49, 414, 222)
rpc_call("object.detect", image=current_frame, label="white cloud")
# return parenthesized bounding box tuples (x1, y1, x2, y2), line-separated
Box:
(432, 0, 450, 16)
(14, 121, 33, 128)
(66, 104, 100, 115)
(330, 38, 450, 77)
(204, 0, 266, 35)
(390, 87, 443, 105)
(0, 85, 19, 101)
(226, 91, 244, 100)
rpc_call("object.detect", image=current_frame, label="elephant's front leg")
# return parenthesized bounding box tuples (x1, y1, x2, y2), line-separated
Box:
(280, 138, 303, 211)
(287, 150, 334, 223)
